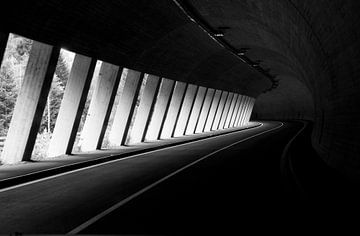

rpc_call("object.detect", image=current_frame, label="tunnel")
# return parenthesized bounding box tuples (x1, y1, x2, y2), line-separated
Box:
(0, 0, 359, 234)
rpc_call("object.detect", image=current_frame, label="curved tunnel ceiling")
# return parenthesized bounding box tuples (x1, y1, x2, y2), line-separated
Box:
(0, 0, 271, 97)
(184, 0, 360, 175)
(183, 0, 315, 101)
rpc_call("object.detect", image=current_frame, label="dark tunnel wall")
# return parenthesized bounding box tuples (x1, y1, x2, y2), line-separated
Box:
(252, 75, 314, 121)
(186, 0, 360, 177)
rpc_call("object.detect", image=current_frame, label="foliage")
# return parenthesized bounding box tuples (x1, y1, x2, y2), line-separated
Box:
(31, 131, 51, 160)
(0, 34, 30, 136)
(0, 64, 17, 136)
(0, 34, 72, 160)
(39, 54, 69, 133)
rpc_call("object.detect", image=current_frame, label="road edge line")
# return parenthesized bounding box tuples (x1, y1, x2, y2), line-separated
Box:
(67, 122, 284, 234)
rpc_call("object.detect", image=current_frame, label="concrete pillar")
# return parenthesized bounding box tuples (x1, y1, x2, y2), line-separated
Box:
(173, 84, 198, 137)
(235, 96, 247, 127)
(160, 81, 187, 139)
(219, 92, 234, 129)
(0, 32, 9, 65)
(237, 97, 247, 126)
(80, 62, 121, 151)
(48, 55, 96, 157)
(245, 98, 252, 124)
(231, 95, 242, 127)
(239, 97, 250, 126)
(1, 42, 60, 164)
(245, 98, 253, 124)
(245, 99, 255, 124)
(244, 99, 251, 124)
(249, 99, 255, 121)
(212, 91, 228, 130)
(226, 94, 239, 128)
(108, 69, 143, 146)
(195, 88, 215, 133)
(185, 86, 207, 135)
(126, 74, 160, 144)
(204, 90, 222, 132)
(241, 98, 249, 126)
(145, 78, 175, 141)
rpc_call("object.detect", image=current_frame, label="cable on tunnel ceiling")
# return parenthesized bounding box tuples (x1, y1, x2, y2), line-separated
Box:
(171, 0, 279, 93)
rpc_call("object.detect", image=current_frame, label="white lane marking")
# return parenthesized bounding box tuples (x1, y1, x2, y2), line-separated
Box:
(280, 121, 307, 192)
(67, 122, 284, 234)
(0, 123, 266, 194)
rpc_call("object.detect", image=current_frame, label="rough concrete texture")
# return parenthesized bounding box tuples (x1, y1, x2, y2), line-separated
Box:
(160, 82, 187, 139)
(48, 54, 95, 157)
(204, 90, 222, 132)
(225, 94, 238, 128)
(108, 69, 142, 146)
(195, 88, 215, 133)
(219, 92, 234, 129)
(185, 86, 207, 135)
(80, 63, 121, 151)
(127, 74, 160, 144)
(1, 42, 58, 164)
(238, 97, 249, 127)
(230, 95, 244, 127)
(212, 92, 228, 130)
(145, 78, 175, 141)
(173, 84, 198, 137)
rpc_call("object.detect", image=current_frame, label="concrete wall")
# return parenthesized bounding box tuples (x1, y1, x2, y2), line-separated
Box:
(253, 76, 314, 121)
(187, 0, 360, 177)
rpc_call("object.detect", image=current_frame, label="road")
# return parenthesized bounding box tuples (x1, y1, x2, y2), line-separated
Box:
(0, 121, 303, 234)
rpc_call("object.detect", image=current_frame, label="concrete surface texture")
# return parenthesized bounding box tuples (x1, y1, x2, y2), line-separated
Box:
(145, 78, 175, 141)
(80, 62, 121, 151)
(186, 0, 360, 176)
(1, 42, 58, 164)
(48, 55, 96, 157)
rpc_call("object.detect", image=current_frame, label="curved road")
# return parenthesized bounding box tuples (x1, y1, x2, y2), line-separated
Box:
(0, 121, 303, 234)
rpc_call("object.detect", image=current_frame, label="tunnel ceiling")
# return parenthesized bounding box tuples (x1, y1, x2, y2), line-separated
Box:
(0, 0, 274, 97)
(183, 0, 360, 174)
(183, 0, 316, 118)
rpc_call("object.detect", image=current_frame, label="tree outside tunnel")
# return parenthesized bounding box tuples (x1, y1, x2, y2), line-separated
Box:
(0, 34, 76, 160)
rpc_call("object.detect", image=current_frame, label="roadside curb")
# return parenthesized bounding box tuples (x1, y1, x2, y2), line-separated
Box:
(280, 120, 308, 194)
(0, 123, 262, 190)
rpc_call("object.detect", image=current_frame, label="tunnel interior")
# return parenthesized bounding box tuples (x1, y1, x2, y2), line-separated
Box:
(1, 0, 360, 234)
(0, 0, 359, 177)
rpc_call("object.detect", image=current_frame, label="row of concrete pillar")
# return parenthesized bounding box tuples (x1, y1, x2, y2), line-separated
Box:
(0, 35, 255, 165)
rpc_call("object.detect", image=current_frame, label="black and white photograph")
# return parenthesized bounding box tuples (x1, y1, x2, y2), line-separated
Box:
(0, 0, 360, 235)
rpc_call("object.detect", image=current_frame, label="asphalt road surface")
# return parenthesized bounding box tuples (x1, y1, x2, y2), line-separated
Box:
(0, 121, 304, 234)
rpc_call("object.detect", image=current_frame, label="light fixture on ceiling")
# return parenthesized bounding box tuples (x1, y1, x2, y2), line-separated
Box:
(237, 47, 249, 56)
(213, 31, 224, 37)
(213, 26, 229, 37)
